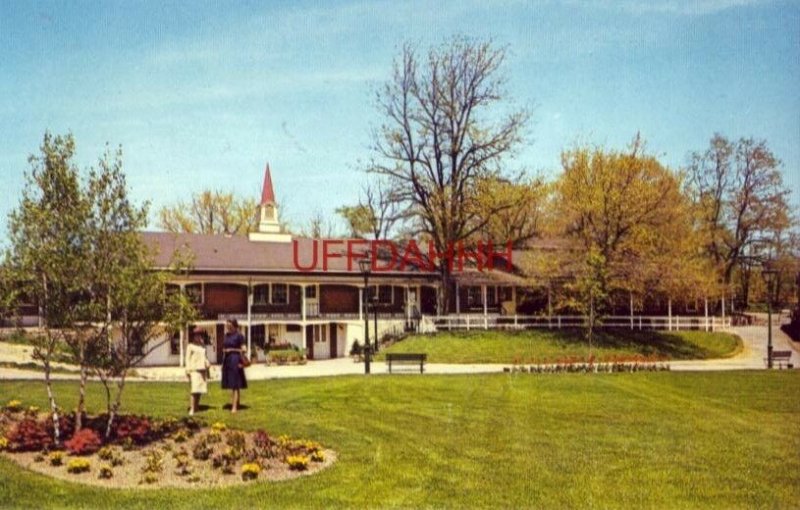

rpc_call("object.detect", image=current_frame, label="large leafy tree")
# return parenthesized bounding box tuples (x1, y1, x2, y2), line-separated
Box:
(368, 37, 530, 312)
(7, 132, 194, 437)
(6, 132, 90, 443)
(158, 190, 258, 236)
(687, 134, 793, 305)
(555, 136, 704, 323)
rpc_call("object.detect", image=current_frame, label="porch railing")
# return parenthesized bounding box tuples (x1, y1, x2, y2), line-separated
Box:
(429, 314, 732, 332)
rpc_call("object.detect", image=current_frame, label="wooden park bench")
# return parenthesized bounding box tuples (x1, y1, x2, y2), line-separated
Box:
(770, 350, 793, 369)
(386, 353, 426, 374)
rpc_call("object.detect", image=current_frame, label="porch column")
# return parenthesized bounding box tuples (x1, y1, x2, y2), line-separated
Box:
(668, 298, 673, 331)
(179, 283, 186, 367)
(482, 285, 488, 330)
(301, 283, 307, 322)
(629, 291, 634, 330)
(455, 282, 461, 315)
(511, 286, 517, 312)
(246, 282, 253, 356)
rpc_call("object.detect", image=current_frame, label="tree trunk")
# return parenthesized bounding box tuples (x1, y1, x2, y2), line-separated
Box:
(105, 375, 127, 440)
(75, 343, 87, 431)
(43, 358, 61, 445)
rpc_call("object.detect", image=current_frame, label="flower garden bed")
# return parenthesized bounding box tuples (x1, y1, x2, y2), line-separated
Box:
(0, 400, 335, 488)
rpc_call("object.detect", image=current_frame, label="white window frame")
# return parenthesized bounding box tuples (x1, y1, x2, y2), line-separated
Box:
(270, 283, 289, 305)
(253, 285, 269, 305)
(185, 283, 204, 305)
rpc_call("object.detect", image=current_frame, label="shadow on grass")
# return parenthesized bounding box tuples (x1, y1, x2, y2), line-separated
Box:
(543, 328, 712, 359)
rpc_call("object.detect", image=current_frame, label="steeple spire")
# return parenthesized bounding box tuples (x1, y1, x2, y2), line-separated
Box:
(260, 163, 276, 204)
(249, 162, 292, 243)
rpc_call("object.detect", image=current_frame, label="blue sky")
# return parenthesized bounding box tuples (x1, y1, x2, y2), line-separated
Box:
(1, 0, 798, 237)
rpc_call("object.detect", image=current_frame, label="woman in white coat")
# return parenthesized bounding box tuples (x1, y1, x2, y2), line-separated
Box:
(186, 326, 211, 415)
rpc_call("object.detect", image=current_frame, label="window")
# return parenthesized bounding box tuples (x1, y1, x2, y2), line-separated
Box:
(314, 324, 327, 343)
(127, 331, 145, 356)
(378, 285, 393, 304)
(271, 284, 288, 305)
(170, 332, 180, 356)
(305, 285, 317, 299)
(487, 286, 497, 306)
(466, 286, 483, 307)
(185, 283, 203, 305)
(253, 285, 269, 305)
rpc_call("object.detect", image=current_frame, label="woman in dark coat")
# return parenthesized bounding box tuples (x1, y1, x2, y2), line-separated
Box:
(221, 319, 247, 413)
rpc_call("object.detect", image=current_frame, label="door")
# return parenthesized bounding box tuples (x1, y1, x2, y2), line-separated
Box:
(305, 325, 314, 360)
(330, 322, 338, 359)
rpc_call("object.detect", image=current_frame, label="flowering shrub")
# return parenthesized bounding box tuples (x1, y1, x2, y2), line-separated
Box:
(113, 415, 152, 445)
(7, 419, 52, 452)
(66, 458, 91, 474)
(192, 438, 213, 461)
(49, 451, 64, 466)
(0, 436, 8, 451)
(173, 447, 192, 476)
(225, 431, 246, 452)
(141, 450, 164, 474)
(241, 462, 261, 481)
(141, 473, 159, 484)
(4, 400, 23, 413)
(311, 450, 325, 463)
(211, 422, 227, 432)
(97, 446, 123, 466)
(24, 406, 39, 418)
(206, 430, 222, 444)
(252, 430, 274, 449)
(172, 428, 190, 443)
(64, 428, 102, 456)
(98, 465, 114, 479)
(286, 455, 309, 471)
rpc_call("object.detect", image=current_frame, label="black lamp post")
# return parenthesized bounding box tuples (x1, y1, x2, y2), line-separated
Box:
(373, 294, 379, 353)
(762, 266, 778, 369)
(358, 254, 372, 374)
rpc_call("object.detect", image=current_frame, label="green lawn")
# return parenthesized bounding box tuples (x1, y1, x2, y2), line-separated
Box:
(1, 371, 798, 508)
(376, 329, 742, 364)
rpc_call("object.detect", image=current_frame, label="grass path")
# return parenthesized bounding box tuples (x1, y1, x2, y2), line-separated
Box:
(0, 371, 798, 508)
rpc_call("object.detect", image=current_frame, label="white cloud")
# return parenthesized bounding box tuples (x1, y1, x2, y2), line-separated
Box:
(567, 0, 775, 16)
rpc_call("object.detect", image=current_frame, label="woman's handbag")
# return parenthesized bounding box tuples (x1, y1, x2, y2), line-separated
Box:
(239, 352, 252, 368)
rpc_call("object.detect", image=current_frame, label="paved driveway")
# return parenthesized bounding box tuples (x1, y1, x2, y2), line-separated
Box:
(1, 323, 797, 381)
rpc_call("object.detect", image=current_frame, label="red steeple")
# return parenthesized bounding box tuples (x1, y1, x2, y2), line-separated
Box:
(260, 163, 276, 204)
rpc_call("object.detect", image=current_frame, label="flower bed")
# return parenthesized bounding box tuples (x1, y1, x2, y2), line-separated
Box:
(502, 354, 671, 374)
(0, 400, 335, 488)
(266, 349, 308, 365)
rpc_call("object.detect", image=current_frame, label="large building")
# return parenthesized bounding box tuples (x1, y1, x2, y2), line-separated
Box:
(7, 164, 729, 366)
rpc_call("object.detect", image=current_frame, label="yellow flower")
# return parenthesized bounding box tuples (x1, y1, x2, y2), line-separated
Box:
(5, 400, 22, 412)
(286, 455, 310, 471)
(241, 462, 261, 480)
(0, 437, 8, 451)
(211, 422, 227, 432)
(67, 458, 91, 473)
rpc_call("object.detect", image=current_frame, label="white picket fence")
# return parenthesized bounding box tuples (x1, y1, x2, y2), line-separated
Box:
(429, 314, 732, 332)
